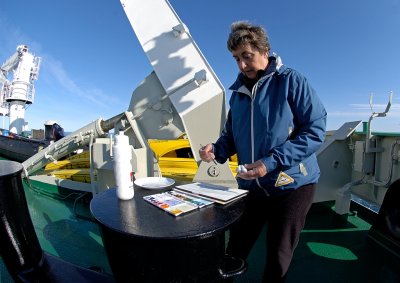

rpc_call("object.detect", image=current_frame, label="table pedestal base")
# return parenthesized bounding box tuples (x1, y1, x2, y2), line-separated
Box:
(101, 226, 227, 282)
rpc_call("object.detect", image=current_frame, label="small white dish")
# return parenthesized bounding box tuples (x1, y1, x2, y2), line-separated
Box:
(134, 177, 175, 190)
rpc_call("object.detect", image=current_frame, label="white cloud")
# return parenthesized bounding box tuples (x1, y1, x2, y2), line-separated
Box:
(326, 101, 400, 132)
(43, 56, 114, 108)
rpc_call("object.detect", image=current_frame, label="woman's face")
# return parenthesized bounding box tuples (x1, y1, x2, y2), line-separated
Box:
(231, 44, 269, 79)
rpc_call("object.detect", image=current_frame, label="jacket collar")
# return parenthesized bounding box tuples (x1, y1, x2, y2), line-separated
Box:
(229, 53, 284, 94)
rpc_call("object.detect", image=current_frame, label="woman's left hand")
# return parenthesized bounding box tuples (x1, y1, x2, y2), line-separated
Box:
(237, 160, 267, 180)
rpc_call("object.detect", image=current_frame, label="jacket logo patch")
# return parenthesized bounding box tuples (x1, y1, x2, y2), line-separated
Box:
(275, 171, 294, 187)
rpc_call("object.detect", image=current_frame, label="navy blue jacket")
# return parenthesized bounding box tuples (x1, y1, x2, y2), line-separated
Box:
(214, 55, 327, 195)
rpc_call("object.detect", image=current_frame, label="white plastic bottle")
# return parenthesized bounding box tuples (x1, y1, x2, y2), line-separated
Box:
(113, 131, 134, 200)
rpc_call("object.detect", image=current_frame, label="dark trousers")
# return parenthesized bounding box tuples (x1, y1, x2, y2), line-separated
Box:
(226, 183, 316, 283)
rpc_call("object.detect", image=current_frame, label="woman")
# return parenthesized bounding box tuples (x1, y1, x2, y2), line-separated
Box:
(200, 21, 327, 282)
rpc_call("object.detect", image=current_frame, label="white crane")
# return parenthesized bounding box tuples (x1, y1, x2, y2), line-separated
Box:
(0, 45, 41, 134)
(23, 0, 237, 189)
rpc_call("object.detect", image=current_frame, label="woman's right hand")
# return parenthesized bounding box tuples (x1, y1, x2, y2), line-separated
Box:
(199, 144, 215, 162)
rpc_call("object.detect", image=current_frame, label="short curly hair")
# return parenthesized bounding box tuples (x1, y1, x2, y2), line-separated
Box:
(227, 21, 270, 54)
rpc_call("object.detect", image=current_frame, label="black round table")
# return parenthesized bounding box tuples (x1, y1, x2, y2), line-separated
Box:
(90, 186, 245, 283)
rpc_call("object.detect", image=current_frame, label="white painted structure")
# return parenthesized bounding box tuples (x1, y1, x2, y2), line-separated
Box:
(120, 0, 235, 186)
(0, 45, 41, 134)
(23, 0, 236, 193)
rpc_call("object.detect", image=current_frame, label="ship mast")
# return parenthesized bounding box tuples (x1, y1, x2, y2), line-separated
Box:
(0, 45, 41, 134)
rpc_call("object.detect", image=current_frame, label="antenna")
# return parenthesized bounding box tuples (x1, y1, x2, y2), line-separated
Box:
(365, 91, 394, 153)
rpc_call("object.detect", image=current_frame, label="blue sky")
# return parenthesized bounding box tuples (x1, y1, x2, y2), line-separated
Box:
(1, 0, 400, 132)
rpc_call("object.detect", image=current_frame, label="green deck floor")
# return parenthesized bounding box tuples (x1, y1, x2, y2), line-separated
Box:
(1, 185, 400, 282)
(0, 180, 112, 283)
(235, 201, 400, 283)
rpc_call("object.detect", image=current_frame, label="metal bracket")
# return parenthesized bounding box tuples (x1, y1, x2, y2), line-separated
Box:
(172, 23, 188, 37)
